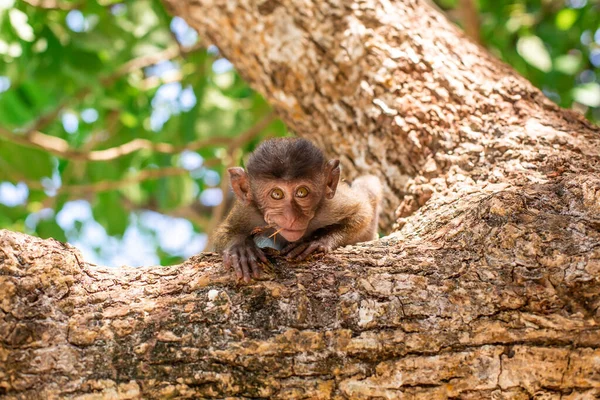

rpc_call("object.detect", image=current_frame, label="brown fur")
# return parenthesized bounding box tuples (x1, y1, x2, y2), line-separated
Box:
(212, 138, 382, 281)
(247, 137, 326, 180)
(212, 176, 381, 252)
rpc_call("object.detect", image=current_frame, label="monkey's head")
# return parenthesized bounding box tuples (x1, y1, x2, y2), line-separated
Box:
(228, 138, 340, 242)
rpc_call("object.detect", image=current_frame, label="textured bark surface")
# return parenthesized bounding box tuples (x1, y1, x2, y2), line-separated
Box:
(2, 0, 600, 398)
(2, 200, 600, 399)
(163, 0, 600, 232)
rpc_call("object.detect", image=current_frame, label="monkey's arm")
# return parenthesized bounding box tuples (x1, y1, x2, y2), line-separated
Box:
(212, 203, 269, 282)
(281, 175, 382, 260)
(213, 204, 250, 252)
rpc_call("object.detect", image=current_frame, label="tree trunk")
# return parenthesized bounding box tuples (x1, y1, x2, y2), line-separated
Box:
(2, 0, 600, 398)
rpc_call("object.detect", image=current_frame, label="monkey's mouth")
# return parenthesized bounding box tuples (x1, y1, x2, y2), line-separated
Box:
(278, 229, 305, 242)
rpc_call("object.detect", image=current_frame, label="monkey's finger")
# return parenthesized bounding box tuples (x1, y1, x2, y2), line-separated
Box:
(223, 253, 231, 270)
(280, 243, 299, 256)
(239, 253, 252, 283)
(231, 254, 243, 281)
(295, 242, 321, 261)
(279, 245, 292, 256)
(247, 249, 262, 279)
(286, 243, 310, 259)
(248, 247, 264, 275)
(254, 246, 269, 264)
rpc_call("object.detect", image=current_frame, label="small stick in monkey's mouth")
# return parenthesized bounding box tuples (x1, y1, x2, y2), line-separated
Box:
(250, 224, 276, 236)
(268, 228, 283, 238)
(250, 224, 283, 243)
(268, 228, 284, 244)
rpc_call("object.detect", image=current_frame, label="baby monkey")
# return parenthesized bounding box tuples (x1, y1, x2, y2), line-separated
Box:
(213, 138, 382, 282)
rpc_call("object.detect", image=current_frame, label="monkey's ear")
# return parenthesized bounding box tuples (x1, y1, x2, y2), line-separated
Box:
(228, 167, 253, 205)
(324, 159, 340, 199)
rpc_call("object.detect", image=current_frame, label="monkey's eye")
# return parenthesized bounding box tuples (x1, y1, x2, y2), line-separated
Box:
(270, 188, 284, 200)
(295, 187, 309, 198)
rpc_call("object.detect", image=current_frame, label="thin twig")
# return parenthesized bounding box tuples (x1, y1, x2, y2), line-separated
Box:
(2, 113, 276, 162)
(23, 167, 190, 195)
(23, 44, 201, 136)
(251, 224, 277, 236)
(0, 118, 270, 162)
(4, 113, 276, 197)
(140, 71, 183, 91)
(121, 197, 210, 228)
(4, 159, 222, 198)
(109, 47, 179, 84)
(268, 228, 283, 239)
(26, 93, 87, 137)
(21, 0, 82, 10)
(268, 227, 283, 246)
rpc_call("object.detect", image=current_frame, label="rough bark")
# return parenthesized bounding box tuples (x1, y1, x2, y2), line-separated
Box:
(162, 0, 600, 232)
(2, 0, 600, 398)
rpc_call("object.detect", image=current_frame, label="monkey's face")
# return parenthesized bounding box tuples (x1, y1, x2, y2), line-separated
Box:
(229, 158, 340, 243)
(254, 179, 324, 242)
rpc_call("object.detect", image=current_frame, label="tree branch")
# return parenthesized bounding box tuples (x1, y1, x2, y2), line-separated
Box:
(2, 171, 600, 398)
(2, 112, 276, 201)
(121, 197, 211, 228)
(21, 0, 81, 10)
(0, 112, 276, 162)
(14, 166, 195, 196)
(22, 44, 202, 136)
(140, 70, 183, 91)
(2, 0, 600, 397)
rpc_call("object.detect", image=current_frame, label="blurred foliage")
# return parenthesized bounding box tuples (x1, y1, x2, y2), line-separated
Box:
(0, 0, 286, 266)
(436, 0, 600, 121)
(0, 0, 598, 266)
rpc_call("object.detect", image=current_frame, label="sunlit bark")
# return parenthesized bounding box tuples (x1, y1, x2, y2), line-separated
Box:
(1, 0, 599, 398)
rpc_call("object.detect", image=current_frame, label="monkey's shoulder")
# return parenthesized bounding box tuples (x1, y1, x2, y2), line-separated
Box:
(225, 201, 267, 228)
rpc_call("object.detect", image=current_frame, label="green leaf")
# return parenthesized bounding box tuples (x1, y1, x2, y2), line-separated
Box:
(36, 218, 67, 242)
(0, 90, 34, 125)
(572, 83, 600, 107)
(92, 191, 129, 236)
(554, 54, 582, 75)
(121, 182, 147, 205)
(157, 175, 194, 210)
(8, 8, 35, 42)
(0, 204, 28, 226)
(0, 141, 54, 179)
(555, 9, 578, 31)
(214, 71, 235, 89)
(516, 36, 551, 72)
(120, 111, 138, 128)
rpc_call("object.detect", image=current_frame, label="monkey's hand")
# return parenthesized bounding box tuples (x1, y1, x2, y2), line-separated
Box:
(222, 236, 269, 283)
(280, 235, 337, 261)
